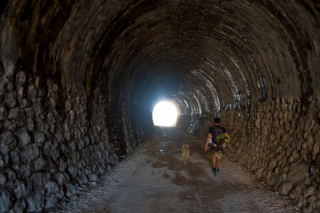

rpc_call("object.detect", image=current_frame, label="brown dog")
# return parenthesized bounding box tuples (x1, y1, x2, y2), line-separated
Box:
(181, 144, 190, 165)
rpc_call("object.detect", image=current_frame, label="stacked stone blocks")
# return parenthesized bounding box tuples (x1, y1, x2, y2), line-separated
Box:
(224, 96, 320, 212)
(0, 68, 119, 212)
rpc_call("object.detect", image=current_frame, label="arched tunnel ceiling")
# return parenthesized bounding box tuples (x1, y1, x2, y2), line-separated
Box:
(1, 0, 320, 116)
(2, 2, 320, 211)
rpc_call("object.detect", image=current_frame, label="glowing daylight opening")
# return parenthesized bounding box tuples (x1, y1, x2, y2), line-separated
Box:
(152, 101, 178, 127)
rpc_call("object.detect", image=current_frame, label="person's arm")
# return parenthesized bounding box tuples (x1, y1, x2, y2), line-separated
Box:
(205, 133, 212, 152)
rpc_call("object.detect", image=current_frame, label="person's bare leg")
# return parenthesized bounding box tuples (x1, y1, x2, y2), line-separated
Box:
(212, 156, 216, 168)
(217, 157, 221, 170)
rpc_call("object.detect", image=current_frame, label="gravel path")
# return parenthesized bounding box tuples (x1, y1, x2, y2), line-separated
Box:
(48, 127, 300, 213)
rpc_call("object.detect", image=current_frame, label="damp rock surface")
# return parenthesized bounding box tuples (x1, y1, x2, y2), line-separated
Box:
(47, 127, 298, 213)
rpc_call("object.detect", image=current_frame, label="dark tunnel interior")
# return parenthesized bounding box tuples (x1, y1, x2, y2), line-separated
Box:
(0, 0, 320, 212)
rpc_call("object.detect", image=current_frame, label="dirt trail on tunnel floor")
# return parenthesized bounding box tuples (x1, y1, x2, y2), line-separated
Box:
(49, 127, 300, 213)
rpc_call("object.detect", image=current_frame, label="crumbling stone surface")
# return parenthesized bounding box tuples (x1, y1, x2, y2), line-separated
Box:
(220, 97, 320, 211)
(0, 69, 123, 212)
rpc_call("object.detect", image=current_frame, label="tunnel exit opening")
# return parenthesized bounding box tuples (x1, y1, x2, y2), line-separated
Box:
(152, 101, 178, 127)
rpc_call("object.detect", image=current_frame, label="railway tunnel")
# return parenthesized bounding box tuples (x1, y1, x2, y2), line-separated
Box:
(0, 0, 319, 212)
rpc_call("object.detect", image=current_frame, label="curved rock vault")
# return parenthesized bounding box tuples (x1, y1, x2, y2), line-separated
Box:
(0, 0, 319, 212)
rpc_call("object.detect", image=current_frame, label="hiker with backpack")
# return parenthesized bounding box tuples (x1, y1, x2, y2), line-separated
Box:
(205, 117, 230, 175)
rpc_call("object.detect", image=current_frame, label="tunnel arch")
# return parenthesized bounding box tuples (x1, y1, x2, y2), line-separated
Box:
(0, 0, 320, 212)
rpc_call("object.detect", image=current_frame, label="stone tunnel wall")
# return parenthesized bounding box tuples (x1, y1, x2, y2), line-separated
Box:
(184, 96, 320, 211)
(226, 96, 320, 211)
(0, 67, 129, 212)
(0, 1, 149, 211)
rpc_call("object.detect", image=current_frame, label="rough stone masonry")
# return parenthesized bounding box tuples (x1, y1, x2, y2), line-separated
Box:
(0, 0, 320, 212)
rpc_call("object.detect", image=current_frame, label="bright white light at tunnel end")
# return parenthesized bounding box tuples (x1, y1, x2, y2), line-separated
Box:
(152, 101, 178, 127)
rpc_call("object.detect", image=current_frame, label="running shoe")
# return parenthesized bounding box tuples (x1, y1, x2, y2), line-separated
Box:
(212, 168, 216, 175)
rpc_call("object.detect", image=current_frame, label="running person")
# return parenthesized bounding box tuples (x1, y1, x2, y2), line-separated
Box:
(205, 117, 229, 175)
